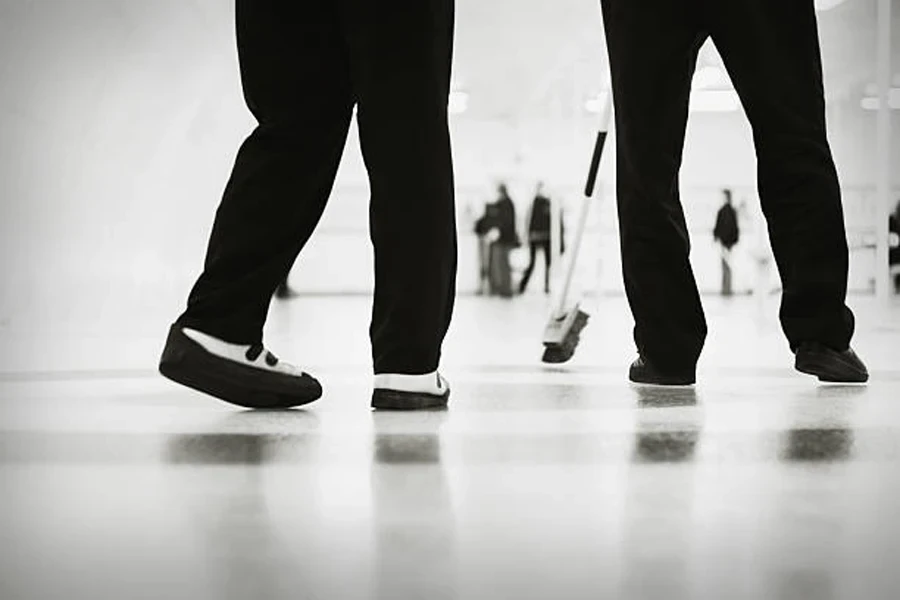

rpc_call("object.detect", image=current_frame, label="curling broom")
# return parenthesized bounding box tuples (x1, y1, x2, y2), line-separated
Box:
(541, 96, 612, 363)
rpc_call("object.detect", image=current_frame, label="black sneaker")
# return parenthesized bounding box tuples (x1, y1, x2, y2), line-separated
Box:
(159, 324, 322, 409)
(795, 342, 868, 383)
(628, 356, 696, 386)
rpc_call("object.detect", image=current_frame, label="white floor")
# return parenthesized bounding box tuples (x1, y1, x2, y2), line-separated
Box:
(1, 293, 899, 600)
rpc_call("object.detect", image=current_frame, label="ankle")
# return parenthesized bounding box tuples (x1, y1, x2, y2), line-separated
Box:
(373, 371, 445, 393)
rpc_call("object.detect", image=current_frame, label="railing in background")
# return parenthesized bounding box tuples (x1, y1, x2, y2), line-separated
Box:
(284, 184, 899, 296)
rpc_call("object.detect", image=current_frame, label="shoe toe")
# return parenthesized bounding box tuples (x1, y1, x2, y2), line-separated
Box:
(795, 343, 869, 383)
(160, 324, 323, 409)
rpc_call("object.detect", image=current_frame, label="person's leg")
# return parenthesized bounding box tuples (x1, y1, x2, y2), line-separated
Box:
(707, 0, 854, 351)
(722, 253, 732, 296)
(177, 0, 354, 344)
(482, 238, 493, 295)
(498, 245, 513, 298)
(600, 0, 708, 377)
(540, 239, 551, 293)
(488, 243, 502, 296)
(518, 242, 538, 293)
(707, 0, 865, 382)
(340, 0, 457, 378)
(160, 0, 355, 408)
(890, 248, 900, 293)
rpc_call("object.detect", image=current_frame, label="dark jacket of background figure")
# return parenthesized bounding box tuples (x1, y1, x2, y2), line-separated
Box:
(494, 195, 519, 248)
(527, 194, 552, 242)
(713, 203, 740, 250)
(526, 194, 565, 253)
(474, 203, 499, 237)
(475, 197, 519, 246)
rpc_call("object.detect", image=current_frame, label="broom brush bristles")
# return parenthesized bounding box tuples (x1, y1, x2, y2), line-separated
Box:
(541, 308, 589, 364)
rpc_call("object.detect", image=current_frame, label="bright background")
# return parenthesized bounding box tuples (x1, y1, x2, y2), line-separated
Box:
(0, 0, 897, 328)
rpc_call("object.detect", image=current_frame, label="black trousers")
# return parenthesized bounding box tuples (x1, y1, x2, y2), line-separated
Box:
(177, 0, 457, 375)
(519, 240, 551, 293)
(600, 0, 854, 373)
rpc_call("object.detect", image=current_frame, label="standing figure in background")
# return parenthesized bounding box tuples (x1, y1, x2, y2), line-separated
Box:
(474, 201, 497, 295)
(890, 199, 900, 293)
(158, 0, 458, 411)
(713, 189, 740, 296)
(600, 0, 867, 385)
(518, 182, 561, 295)
(487, 184, 519, 298)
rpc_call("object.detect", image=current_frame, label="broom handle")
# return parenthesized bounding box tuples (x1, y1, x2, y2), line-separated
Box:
(554, 97, 612, 316)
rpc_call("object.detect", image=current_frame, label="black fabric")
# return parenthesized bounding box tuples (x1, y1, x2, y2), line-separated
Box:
(176, 0, 457, 375)
(600, 0, 855, 372)
(474, 203, 498, 236)
(474, 214, 491, 236)
(891, 213, 900, 293)
(890, 214, 900, 266)
(528, 195, 552, 240)
(494, 196, 520, 248)
(713, 203, 739, 249)
(518, 240, 552, 293)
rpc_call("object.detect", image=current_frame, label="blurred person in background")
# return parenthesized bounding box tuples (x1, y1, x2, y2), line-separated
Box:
(518, 181, 563, 295)
(713, 188, 740, 296)
(474, 200, 496, 295)
(486, 183, 519, 298)
(600, 0, 867, 385)
(158, 0, 457, 411)
(890, 199, 900, 293)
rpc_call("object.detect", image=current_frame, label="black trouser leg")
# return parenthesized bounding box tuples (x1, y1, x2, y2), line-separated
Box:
(707, 0, 854, 352)
(600, 0, 708, 373)
(177, 0, 354, 344)
(341, 0, 457, 374)
(519, 242, 539, 293)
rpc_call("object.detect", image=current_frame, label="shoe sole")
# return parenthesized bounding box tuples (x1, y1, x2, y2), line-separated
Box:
(628, 379, 696, 388)
(159, 326, 322, 409)
(371, 388, 450, 410)
(795, 349, 868, 384)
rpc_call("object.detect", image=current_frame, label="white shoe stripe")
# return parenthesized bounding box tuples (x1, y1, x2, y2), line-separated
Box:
(182, 328, 305, 377)
(374, 371, 449, 394)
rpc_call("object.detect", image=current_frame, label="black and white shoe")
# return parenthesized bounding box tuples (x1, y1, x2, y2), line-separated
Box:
(158, 324, 322, 409)
(371, 372, 450, 410)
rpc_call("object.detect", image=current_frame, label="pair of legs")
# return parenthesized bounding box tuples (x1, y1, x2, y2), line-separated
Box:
(601, 0, 857, 378)
(164, 0, 457, 408)
(518, 240, 551, 294)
